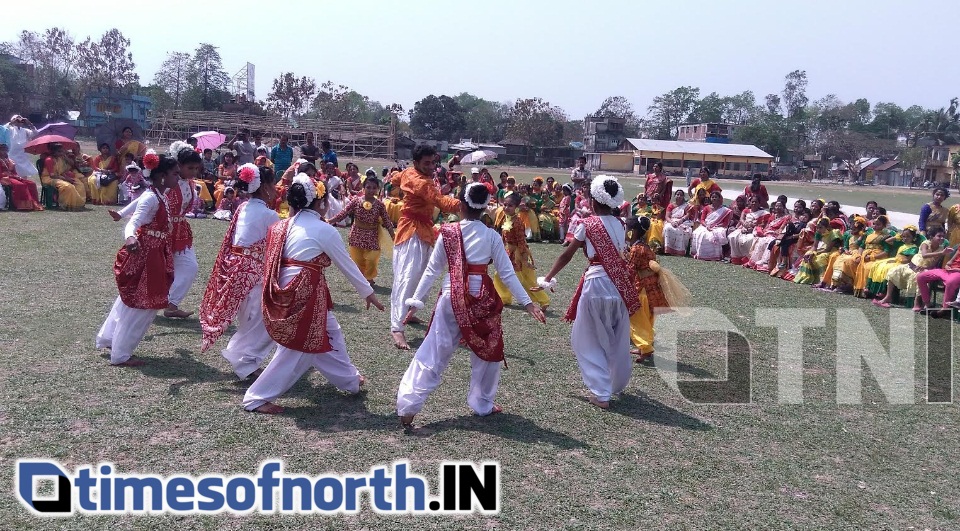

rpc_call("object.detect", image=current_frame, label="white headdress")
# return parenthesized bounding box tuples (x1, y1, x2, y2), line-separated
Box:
(463, 182, 489, 210)
(365, 167, 377, 176)
(590, 175, 624, 210)
(168, 140, 193, 159)
(292, 173, 316, 205)
(237, 163, 262, 194)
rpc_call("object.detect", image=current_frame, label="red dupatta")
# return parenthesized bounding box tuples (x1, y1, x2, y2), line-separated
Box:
(261, 217, 335, 353)
(564, 216, 641, 322)
(114, 188, 174, 310)
(437, 223, 506, 363)
(199, 202, 268, 351)
(167, 181, 194, 253)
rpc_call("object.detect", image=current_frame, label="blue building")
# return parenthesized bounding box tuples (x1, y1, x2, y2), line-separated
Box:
(80, 91, 152, 130)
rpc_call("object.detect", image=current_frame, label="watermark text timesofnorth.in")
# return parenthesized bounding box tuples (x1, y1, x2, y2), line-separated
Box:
(16, 460, 499, 516)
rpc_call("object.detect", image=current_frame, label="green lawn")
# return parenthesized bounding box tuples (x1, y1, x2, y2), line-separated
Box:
(1, 202, 957, 529)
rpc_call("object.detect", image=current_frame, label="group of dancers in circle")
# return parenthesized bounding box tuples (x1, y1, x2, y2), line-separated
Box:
(95, 143, 687, 428)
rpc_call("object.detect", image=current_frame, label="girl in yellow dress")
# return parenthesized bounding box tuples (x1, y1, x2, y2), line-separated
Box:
(493, 192, 550, 309)
(852, 215, 896, 298)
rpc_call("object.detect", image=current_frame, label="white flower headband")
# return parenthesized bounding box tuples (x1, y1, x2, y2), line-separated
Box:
(463, 182, 489, 210)
(237, 163, 261, 194)
(168, 140, 193, 158)
(590, 175, 624, 209)
(292, 173, 316, 205)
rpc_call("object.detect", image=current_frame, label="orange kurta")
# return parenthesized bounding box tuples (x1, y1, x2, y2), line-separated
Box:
(391, 167, 461, 246)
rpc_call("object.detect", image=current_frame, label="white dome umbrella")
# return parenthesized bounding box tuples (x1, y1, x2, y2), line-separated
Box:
(459, 150, 497, 165)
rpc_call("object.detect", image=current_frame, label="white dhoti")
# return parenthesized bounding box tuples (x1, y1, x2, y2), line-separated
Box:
(168, 247, 198, 306)
(95, 296, 158, 364)
(570, 277, 632, 402)
(396, 293, 501, 417)
(242, 312, 361, 410)
(390, 236, 432, 332)
(221, 284, 275, 379)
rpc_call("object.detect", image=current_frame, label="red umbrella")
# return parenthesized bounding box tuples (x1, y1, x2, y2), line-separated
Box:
(24, 134, 80, 155)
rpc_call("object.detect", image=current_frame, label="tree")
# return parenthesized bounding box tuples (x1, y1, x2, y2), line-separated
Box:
(265, 72, 316, 119)
(454, 92, 510, 141)
(3, 28, 79, 112)
(594, 96, 642, 136)
(781, 70, 808, 120)
(409, 95, 466, 140)
(687, 92, 728, 124)
(645, 86, 700, 139)
(505, 97, 566, 147)
(916, 98, 960, 146)
(75, 29, 138, 97)
(140, 83, 174, 112)
(724, 91, 758, 124)
(0, 59, 33, 118)
(734, 113, 790, 157)
(183, 44, 231, 111)
(153, 52, 191, 110)
(764, 94, 781, 115)
(867, 102, 905, 139)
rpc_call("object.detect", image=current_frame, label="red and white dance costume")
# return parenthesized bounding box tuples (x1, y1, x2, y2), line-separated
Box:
(199, 198, 279, 378)
(242, 209, 374, 411)
(95, 188, 174, 363)
(397, 221, 532, 417)
(565, 216, 641, 402)
(117, 178, 199, 307)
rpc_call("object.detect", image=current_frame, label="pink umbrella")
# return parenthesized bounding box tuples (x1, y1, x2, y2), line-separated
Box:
(191, 131, 226, 151)
(24, 134, 79, 155)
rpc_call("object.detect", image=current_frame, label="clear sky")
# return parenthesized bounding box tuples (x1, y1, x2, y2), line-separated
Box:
(2, 0, 956, 119)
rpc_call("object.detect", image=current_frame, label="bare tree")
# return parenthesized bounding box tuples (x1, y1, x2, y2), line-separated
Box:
(265, 72, 317, 119)
(153, 52, 191, 110)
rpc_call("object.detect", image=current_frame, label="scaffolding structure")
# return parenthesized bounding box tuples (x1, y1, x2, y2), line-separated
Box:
(145, 110, 395, 159)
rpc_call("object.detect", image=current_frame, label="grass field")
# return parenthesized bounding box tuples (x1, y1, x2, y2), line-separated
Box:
(2, 196, 958, 528)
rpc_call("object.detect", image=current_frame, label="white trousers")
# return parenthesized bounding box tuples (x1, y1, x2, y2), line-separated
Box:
(168, 247, 198, 306)
(242, 312, 361, 410)
(396, 293, 501, 416)
(221, 284, 275, 379)
(390, 236, 432, 332)
(95, 296, 157, 364)
(570, 277, 632, 402)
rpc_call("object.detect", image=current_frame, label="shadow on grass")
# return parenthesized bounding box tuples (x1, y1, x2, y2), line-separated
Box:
(602, 392, 713, 431)
(415, 413, 588, 449)
(638, 358, 716, 379)
(152, 317, 202, 331)
(133, 348, 231, 396)
(372, 284, 392, 296)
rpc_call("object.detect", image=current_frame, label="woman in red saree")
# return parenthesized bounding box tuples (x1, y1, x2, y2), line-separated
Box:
(690, 191, 733, 261)
(396, 183, 545, 429)
(95, 153, 179, 366)
(242, 175, 385, 414)
(744, 201, 792, 271)
(0, 142, 42, 210)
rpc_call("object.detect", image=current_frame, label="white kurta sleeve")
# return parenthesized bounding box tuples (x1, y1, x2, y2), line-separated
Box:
(321, 227, 375, 300)
(123, 192, 159, 240)
(117, 194, 140, 218)
(489, 232, 533, 307)
(410, 233, 449, 305)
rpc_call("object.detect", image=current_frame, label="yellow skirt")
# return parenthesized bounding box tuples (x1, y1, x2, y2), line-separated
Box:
(521, 210, 541, 240)
(630, 290, 655, 354)
(386, 199, 403, 225)
(493, 261, 550, 308)
(647, 219, 665, 252)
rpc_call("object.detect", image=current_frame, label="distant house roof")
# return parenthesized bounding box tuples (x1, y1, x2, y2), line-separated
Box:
(478, 143, 504, 149)
(873, 160, 901, 172)
(621, 138, 773, 159)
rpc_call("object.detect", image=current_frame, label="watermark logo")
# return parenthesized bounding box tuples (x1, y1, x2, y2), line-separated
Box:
(15, 460, 499, 516)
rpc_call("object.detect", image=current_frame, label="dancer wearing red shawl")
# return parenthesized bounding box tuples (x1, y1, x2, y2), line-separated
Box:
(95, 155, 178, 366)
(541, 175, 640, 409)
(199, 165, 279, 379)
(242, 175, 384, 414)
(396, 183, 545, 429)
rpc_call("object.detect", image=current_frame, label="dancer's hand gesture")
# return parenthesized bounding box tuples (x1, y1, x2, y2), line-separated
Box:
(365, 293, 384, 311)
(124, 236, 139, 253)
(525, 303, 546, 324)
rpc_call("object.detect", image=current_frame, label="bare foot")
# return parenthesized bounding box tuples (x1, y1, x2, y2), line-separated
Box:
(113, 357, 145, 367)
(108, 210, 121, 221)
(406, 316, 424, 325)
(163, 307, 194, 319)
(400, 414, 415, 430)
(251, 402, 285, 414)
(486, 404, 503, 416)
(588, 395, 610, 409)
(635, 351, 653, 364)
(358, 375, 367, 388)
(392, 331, 409, 350)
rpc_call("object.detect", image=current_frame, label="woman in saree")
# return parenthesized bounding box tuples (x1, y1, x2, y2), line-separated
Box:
(663, 190, 695, 256)
(213, 151, 238, 205)
(874, 228, 949, 310)
(727, 195, 747, 229)
(115, 126, 146, 162)
(821, 216, 870, 292)
(919, 187, 949, 238)
(946, 201, 960, 247)
(690, 191, 732, 261)
(687, 167, 722, 203)
(88, 142, 120, 205)
(744, 201, 791, 271)
(795, 218, 843, 285)
(728, 195, 769, 265)
(558, 183, 575, 241)
(866, 225, 920, 300)
(40, 143, 86, 210)
(851, 215, 896, 298)
(530, 177, 558, 241)
(0, 142, 42, 210)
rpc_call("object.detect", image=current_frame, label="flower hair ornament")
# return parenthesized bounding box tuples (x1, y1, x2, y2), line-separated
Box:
(292, 173, 316, 205)
(463, 182, 489, 209)
(168, 140, 192, 158)
(590, 175, 624, 210)
(237, 163, 261, 194)
(141, 149, 160, 178)
(315, 180, 327, 201)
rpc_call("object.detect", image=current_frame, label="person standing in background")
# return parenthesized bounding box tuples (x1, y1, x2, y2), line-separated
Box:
(271, 133, 294, 180)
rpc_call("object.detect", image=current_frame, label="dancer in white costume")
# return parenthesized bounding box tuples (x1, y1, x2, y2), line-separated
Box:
(540, 175, 641, 409)
(95, 154, 179, 366)
(243, 175, 384, 414)
(199, 163, 279, 379)
(396, 183, 545, 429)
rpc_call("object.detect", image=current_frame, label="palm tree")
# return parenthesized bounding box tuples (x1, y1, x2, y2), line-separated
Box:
(916, 97, 960, 146)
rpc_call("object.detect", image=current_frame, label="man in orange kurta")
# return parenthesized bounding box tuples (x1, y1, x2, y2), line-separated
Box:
(390, 145, 461, 349)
